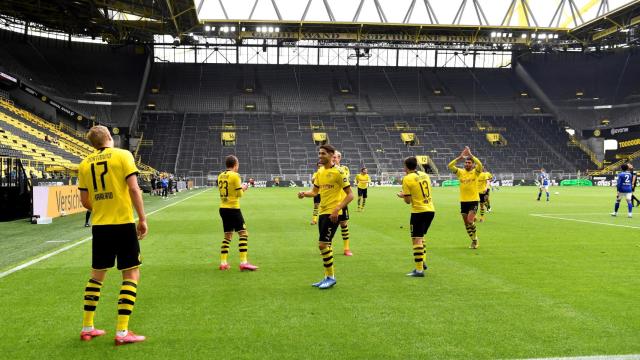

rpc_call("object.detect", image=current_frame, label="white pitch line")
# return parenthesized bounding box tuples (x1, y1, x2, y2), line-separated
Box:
(45, 240, 71, 243)
(530, 214, 640, 229)
(0, 189, 209, 280)
(519, 354, 640, 360)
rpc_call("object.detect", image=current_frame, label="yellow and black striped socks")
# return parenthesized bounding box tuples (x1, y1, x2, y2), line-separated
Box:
(220, 238, 230, 264)
(321, 246, 335, 277)
(413, 244, 425, 272)
(82, 278, 103, 328)
(465, 223, 477, 240)
(116, 279, 138, 332)
(480, 204, 485, 217)
(361, 198, 366, 210)
(312, 206, 319, 221)
(239, 235, 248, 263)
(341, 225, 350, 251)
(357, 196, 362, 209)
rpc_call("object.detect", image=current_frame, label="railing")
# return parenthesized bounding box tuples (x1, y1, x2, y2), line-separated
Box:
(587, 148, 640, 176)
(568, 136, 602, 168)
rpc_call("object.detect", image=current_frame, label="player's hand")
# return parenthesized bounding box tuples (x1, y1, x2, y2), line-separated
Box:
(396, 192, 405, 198)
(464, 146, 472, 157)
(137, 219, 148, 240)
(329, 210, 339, 223)
(297, 191, 306, 199)
(242, 183, 248, 191)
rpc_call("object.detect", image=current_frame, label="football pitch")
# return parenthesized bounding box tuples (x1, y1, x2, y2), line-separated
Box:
(1, 186, 639, 359)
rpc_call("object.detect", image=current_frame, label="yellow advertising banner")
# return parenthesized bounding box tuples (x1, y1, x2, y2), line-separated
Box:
(33, 185, 85, 218)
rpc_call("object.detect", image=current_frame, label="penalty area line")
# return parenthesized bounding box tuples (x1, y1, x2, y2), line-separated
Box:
(0, 189, 209, 280)
(530, 214, 640, 229)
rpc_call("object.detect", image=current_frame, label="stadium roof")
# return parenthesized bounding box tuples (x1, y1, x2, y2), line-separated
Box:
(198, 0, 636, 28)
(1, 0, 638, 47)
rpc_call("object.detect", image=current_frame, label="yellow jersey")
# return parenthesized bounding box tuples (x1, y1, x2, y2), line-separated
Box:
(477, 172, 492, 193)
(448, 157, 483, 202)
(337, 165, 351, 201)
(355, 173, 371, 189)
(402, 171, 435, 213)
(77, 147, 139, 225)
(218, 170, 243, 209)
(313, 165, 350, 215)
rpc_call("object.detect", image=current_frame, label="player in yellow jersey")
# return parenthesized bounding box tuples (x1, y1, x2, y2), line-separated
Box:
(397, 157, 435, 277)
(476, 169, 493, 222)
(310, 162, 322, 225)
(77, 125, 147, 345)
(217, 155, 258, 271)
(448, 146, 483, 249)
(298, 144, 353, 289)
(333, 150, 353, 256)
(355, 167, 371, 212)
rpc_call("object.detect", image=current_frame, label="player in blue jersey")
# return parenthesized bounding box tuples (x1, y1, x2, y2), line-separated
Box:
(611, 164, 634, 218)
(536, 168, 550, 202)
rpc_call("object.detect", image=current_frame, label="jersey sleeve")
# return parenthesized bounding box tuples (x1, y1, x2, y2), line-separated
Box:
(339, 170, 350, 189)
(121, 150, 139, 179)
(232, 173, 244, 197)
(77, 161, 88, 191)
(447, 159, 459, 176)
(402, 176, 411, 196)
(472, 156, 483, 173)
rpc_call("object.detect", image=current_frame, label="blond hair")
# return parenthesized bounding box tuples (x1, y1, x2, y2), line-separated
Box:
(86, 125, 111, 148)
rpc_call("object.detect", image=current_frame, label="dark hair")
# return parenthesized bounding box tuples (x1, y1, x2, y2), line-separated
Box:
(464, 157, 473, 162)
(319, 144, 336, 154)
(621, 163, 629, 171)
(361, 167, 367, 171)
(404, 156, 418, 171)
(225, 155, 238, 168)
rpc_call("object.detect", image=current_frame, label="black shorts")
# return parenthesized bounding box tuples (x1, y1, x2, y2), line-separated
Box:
(357, 188, 368, 198)
(318, 214, 340, 243)
(151, 182, 157, 190)
(338, 206, 349, 222)
(313, 194, 321, 204)
(410, 212, 435, 238)
(486, 188, 491, 194)
(460, 201, 479, 214)
(92, 223, 141, 271)
(479, 192, 487, 203)
(219, 208, 246, 232)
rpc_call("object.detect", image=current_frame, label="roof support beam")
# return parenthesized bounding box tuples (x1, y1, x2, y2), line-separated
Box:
(373, 0, 388, 23)
(301, 0, 312, 21)
(472, 0, 489, 26)
(249, 0, 259, 20)
(353, 0, 365, 22)
(403, 0, 417, 24)
(423, 0, 439, 24)
(452, 0, 468, 25)
(271, 0, 283, 21)
(163, 0, 180, 35)
(323, 0, 336, 22)
(218, 0, 229, 20)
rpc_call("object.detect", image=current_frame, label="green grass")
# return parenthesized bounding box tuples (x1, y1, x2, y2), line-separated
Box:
(1, 186, 639, 359)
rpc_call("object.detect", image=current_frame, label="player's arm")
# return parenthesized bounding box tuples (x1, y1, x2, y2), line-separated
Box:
(123, 151, 147, 239)
(233, 174, 245, 197)
(127, 174, 147, 239)
(77, 165, 91, 210)
(298, 184, 319, 198)
(330, 186, 354, 222)
(397, 178, 411, 204)
(447, 158, 459, 174)
(79, 190, 92, 211)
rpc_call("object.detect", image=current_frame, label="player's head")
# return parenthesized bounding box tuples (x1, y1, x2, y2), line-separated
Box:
(541, 168, 545, 172)
(404, 156, 418, 173)
(225, 155, 239, 171)
(621, 163, 629, 172)
(464, 157, 474, 170)
(333, 150, 342, 165)
(628, 163, 634, 170)
(86, 125, 113, 149)
(318, 144, 336, 165)
(361, 167, 367, 174)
